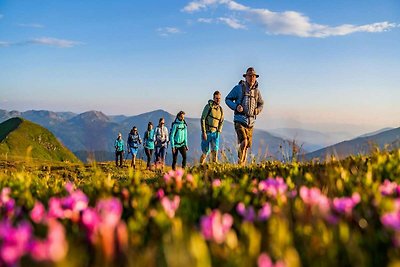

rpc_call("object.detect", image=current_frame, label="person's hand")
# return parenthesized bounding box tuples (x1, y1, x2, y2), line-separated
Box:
(185, 146, 189, 151)
(202, 132, 207, 141)
(236, 105, 243, 113)
(172, 148, 176, 154)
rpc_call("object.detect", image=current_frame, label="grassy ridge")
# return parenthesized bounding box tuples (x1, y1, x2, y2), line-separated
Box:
(1, 150, 400, 266)
(0, 117, 80, 163)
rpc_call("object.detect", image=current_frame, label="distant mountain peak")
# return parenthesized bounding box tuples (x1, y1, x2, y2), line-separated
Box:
(74, 110, 110, 123)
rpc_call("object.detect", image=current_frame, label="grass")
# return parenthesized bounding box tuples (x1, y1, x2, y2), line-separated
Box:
(0, 117, 80, 163)
(1, 149, 400, 266)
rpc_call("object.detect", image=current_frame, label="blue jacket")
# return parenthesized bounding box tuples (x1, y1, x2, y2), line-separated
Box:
(225, 81, 264, 128)
(170, 118, 188, 149)
(127, 133, 141, 148)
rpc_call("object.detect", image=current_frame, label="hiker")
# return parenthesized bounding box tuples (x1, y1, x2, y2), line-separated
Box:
(127, 126, 142, 169)
(143, 122, 155, 170)
(200, 91, 224, 164)
(114, 133, 125, 167)
(154, 117, 169, 170)
(225, 67, 264, 165)
(170, 111, 188, 170)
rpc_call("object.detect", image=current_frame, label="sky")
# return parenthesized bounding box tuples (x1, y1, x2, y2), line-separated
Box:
(0, 0, 399, 134)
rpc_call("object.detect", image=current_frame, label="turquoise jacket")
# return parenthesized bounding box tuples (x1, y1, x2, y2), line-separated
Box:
(114, 138, 124, 152)
(170, 118, 188, 149)
(143, 129, 155, 149)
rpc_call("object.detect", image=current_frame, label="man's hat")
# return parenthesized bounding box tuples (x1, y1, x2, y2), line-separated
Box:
(243, 67, 259, 78)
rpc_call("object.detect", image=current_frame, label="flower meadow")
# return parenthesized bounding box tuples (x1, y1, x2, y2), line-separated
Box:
(1, 150, 400, 267)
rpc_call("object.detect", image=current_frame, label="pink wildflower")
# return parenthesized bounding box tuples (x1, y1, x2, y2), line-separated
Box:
(47, 197, 65, 219)
(381, 211, 400, 231)
(64, 181, 74, 194)
(380, 179, 398, 196)
(333, 193, 360, 215)
(236, 202, 255, 221)
(0, 220, 32, 266)
(30, 201, 46, 224)
(258, 203, 272, 221)
(156, 188, 165, 199)
(200, 210, 233, 244)
(30, 219, 68, 262)
(258, 253, 286, 267)
(96, 198, 123, 228)
(186, 174, 194, 183)
(299, 186, 331, 215)
(161, 195, 180, 218)
(258, 177, 287, 198)
(212, 179, 222, 188)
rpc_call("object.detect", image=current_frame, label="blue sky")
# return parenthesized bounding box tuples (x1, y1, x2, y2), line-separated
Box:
(0, 0, 399, 133)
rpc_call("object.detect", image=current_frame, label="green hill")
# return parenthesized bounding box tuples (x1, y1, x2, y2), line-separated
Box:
(0, 117, 80, 163)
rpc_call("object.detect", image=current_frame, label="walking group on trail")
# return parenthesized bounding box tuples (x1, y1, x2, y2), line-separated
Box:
(114, 67, 264, 169)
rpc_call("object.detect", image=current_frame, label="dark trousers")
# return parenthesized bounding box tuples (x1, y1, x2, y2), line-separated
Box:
(144, 148, 154, 168)
(155, 146, 167, 163)
(172, 146, 186, 170)
(115, 151, 123, 167)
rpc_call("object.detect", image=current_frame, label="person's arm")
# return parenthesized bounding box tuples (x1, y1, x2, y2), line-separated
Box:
(200, 105, 208, 134)
(170, 124, 176, 148)
(184, 125, 188, 149)
(164, 126, 169, 143)
(255, 89, 264, 115)
(143, 131, 148, 146)
(225, 85, 239, 111)
(218, 107, 224, 133)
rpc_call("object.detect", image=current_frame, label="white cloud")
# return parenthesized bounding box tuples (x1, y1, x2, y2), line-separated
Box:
(0, 37, 82, 48)
(218, 17, 246, 29)
(30, 37, 81, 47)
(182, 0, 225, 13)
(18, 23, 44, 28)
(183, 0, 399, 37)
(157, 27, 182, 37)
(198, 18, 213, 23)
(198, 17, 246, 29)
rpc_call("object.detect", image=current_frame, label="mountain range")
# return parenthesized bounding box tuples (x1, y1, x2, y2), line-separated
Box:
(1, 109, 398, 163)
(305, 127, 400, 160)
(0, 109, 289, 163)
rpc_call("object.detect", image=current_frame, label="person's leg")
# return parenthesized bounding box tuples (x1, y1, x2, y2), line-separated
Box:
(210, 132, 219, 163)
(235, 123, 248, 165)
(149, 149, 154, 169)
(180, 146, 187, 169)
(172, 148, 178, 170)
(243, 127, 254, 165)
(115, 152, 118, 167)
(200, 133, 210, 164)
(160, 146, 166, 170)
(144, 148, 151, 169)
(154, 146, 160, 165)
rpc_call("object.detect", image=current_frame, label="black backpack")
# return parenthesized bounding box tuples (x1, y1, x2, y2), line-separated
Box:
(128, 133, 134, 143)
